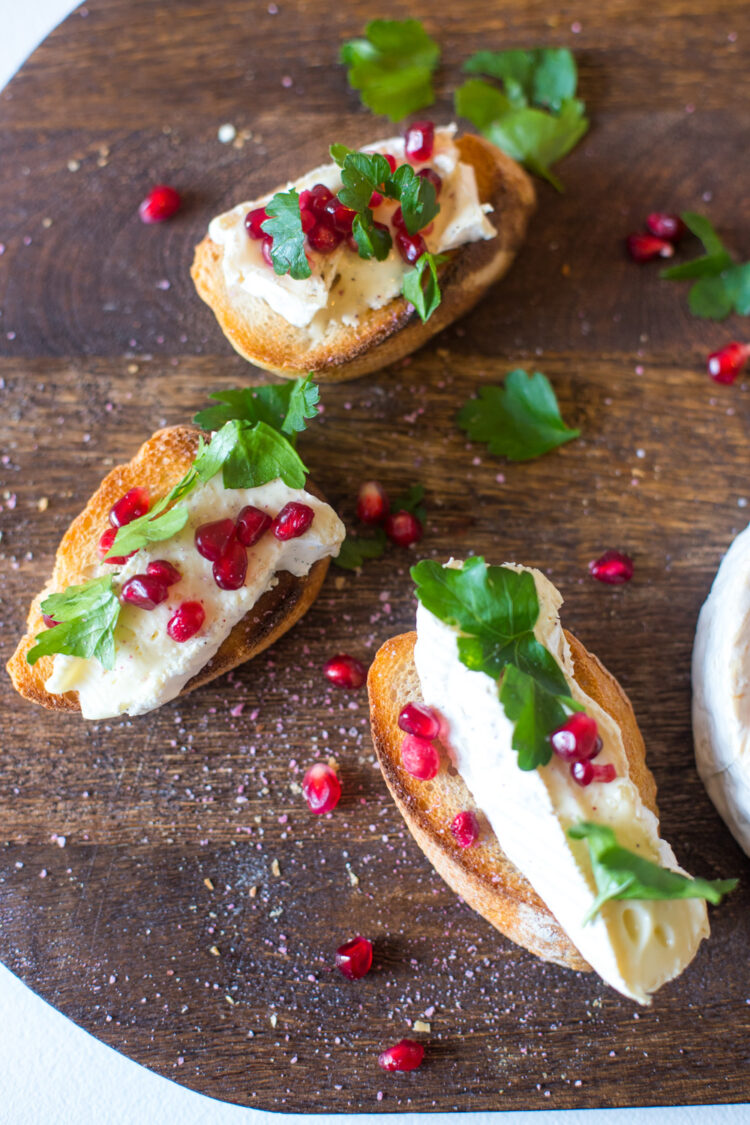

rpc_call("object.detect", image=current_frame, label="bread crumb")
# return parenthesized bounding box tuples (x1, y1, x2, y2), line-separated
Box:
(271, 858, 281, 877)
(67, 159, 80, 172)
(270, 1013, 278, 1027)
(218, 123, 237, 144)
(203, 877, 214, 891)
(209, 945, 221, 957)
(127, 363, 139, 375)
(37, 497, 48, 511)
(249, 885, 258, 898)
(413, 1020, 431, 1033)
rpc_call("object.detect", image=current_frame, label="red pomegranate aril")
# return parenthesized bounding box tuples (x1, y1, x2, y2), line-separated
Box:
(195, 518, 236, 562)
(571, 760, 617, 787)
(335, 935, 373, 980)
(302, 762, 341, 815)
(324, 199, 357, 234)
(212, 538, 248, 590)
(392, 206, 406, 232)
(401, 734, 439, 781)
(383, 153, 398, 174)
(98, 526, 136, 564)
(646, 212, 686, 241)
(369, 190, 384, 208)
(146, 559, 181, 586)
(261, 236, 274, 267)
(109, 487, 150, 528)
(378, 1039, 425, 1072)
(451, 810, 480, 849)
(385, 510, 423, 548)
(589, 549, 634, 585)
(550, 712, 600, 763)
(235, 505, 272, 547)
(272, 502, 314, 540)
(347, 234, 359, 253)
(42, 614, 59, 629)
(416, 166, 442, 196)
(302, 183, 334, 216)
(121, 574, 169, 610)
(167, 601, 205, 642)
(245, 206, 269, 239)
(324, 654, 367, 690)
(405, 121, 435, 163)
(708, 342, 750, 385)
(396, 230, 428, 264)
(300, 207, 316, 234)
(356, 480, 390, 524)
(398, 701, 439, 740)
(626, 233, 674, 263)
(308, 222, 343, 253)
(139, 185, 181, 223)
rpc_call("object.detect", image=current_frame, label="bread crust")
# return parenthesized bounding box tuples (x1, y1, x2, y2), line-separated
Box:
(6, 425, 331, 714)
(367, 631, 658, 971)
(191, 134, 535, 382)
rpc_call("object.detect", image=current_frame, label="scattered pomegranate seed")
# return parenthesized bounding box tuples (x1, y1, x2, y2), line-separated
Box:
(324, 654, 367, 690)
(272, 502, 314, 540)
(646, 212, 686, 241)
(195, 518, 236, 562)
(302, 762, 341, 815)
(385, 510, 423, 548)
(404, 121, 435, 163)
(97, 526, 136, 564)
(245, 207, 269, 239)
(167, 601, 205, 642)
(261, 237, 275, 267)
(571, 760, 617, 787)
(626, 233, 674, 263)
(308, 222, 343, 253)
(383, 153, 398, 174)
(356, 480, 389, 524)
(378, 1039, 425, 1072)
(398, 702, 439, 739)
(212, 538, 248, 590)
(236, 505, 272, 547)
(139, 185, 181, 223)
(417, 167, 442, 196)
(401, 734, 439, 780)
(121, 574, 169, 610)
(451, 810, 480, 849)
(396, 230, 428, 264)
(335, 935, 373, 980)
(708, 342, 750, 385)
(549, 713, 600, 763)
(42, 614, 59, 629)
(369, 190, 384, 208)
(146, 559, 181, 586)
(109, 487, 150, 528)
(589, 550, 634, 584)
(324, 199, 357, 234)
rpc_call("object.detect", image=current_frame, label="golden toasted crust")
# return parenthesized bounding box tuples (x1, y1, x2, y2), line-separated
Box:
(6, 425, 331, 713)
(190, 135, 535, 382)
(367, 631, 659, 971)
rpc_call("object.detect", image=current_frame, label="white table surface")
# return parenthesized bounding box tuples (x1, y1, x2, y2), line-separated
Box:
(0, 2, 747, 1122)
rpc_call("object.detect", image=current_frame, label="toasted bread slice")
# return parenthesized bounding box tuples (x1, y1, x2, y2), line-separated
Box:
(368, 631, 659, 971)
(7, 425, 331, 713)
(191, 135, 535, 382)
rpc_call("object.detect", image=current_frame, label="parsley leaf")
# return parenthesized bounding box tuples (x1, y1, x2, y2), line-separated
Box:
(392, 483, 426, 522)
(106, 490, 193, 559)
(27, 576, 121, 670)
(352, 210, 392, 261)
(568, 822, 738, 924)
(333, 527, 388, 570)
(500, 663, 572, 771)
(338, 152, 393, 211)
(660, 212, 732, 281)
(192, 375, 319, 444)
(457, 369, 580, 461)
(340, 19, 440, 122)
(217, 420, 307, 490)
(261, 189, 311, 281)
(464, 48, 578, 112)
(402, 252, 446, 322)
(660, 212, 750, 320)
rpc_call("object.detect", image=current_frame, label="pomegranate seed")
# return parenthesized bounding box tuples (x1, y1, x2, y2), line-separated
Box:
(109, 487, 150, 528)
(261, 236, 274, 267)
(589, 550, 634, 585)
(369, 190, 384, 208)
(324, 653, 367, 689)
(335, 935, 373, 980)
(571, 760, 617, 787)
(324, 199, 357, 234)
(346, 234, 359, 253)
(398, 702, 439, 739)
(416, 167, 442, 195)
(139, 185, 181, 223)
(245, 206, 269, 239)
(626, 233, 674, 263)
(392, 206, 406, 232)
(300, 207, 316, 234)
(356, 480, 389, 524)
(646, 212, 686, 241)
(405, 121, 435, 163)
(272, 502, 314, 540)
(212, 538, 248, 590)
(308, 222, 343, 253)
(236, 505, 272, 547)
(401, 734, 439, 780)
(302, 762, 341, 815)
(378, 1039, 424, 1072)
(708, 342, 750, 385)
(383, 153, 398, 174)
(42, 614, 59, 629)
(550, 712, 599, 762)
(195, 518, 236, 562)
(167, 601, 205, 642)
(121, 574, 169, 610)
(451, 810, 480, 849)
(146, 559, 181, 586)
(396, 230, 428, 264)
(385, 510, 423, 547)
(300, 183, 334, 216)
(98, 526, 136, 564)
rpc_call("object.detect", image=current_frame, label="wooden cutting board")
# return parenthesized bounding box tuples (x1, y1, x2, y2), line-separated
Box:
(1, 0, 749, 1111)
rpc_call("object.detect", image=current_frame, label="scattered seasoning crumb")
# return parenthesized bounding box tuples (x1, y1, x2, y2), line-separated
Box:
(271, 858, 281, 877)
(67, 159, 80, 172)
(218, 123, 237, 144)
(413, 1020, 431, 1032)
(270, 1013, 278, 1028)
(249, 886, 258, 898)
(37, 497, 48, 511)
(345, 863, 359, 887)
(209, 945, 221, 957)
(127, 363, 139, 375)
(42, 217, 52, 229)
(203, 877, 214, 891)
(281, 75, 293, 88)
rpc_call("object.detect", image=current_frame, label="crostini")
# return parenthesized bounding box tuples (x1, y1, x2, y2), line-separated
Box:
(191, 122, 535, 382)
(368, 557, 736, 1003)
(8, 380, 344, 719)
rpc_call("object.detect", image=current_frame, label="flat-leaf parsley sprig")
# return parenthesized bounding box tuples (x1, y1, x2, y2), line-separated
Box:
(340, 19, 440, 122)
(660, 211, 750, 320)
(457, 369, 580, 461)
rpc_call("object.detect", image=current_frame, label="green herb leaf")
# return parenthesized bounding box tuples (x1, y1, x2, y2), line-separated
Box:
(27, 576, 121, 671)
(352, 210, 392, 261)
(455, 78, 514, 131)
(392, 483, 426, 522)
(216, 420, 308, 490)
(660, 213, 750, 319)
(261, 189, 311, 280)
(659, 213, 733, 281)
(106, 473, 197, 559)
(338, 152, 393, 212)
(568, 822, 739, 924)
(485, 98, 588, 191)
(193, 375, 319, 443)
(402, 252, 446, 322)
(340, 18, 440, 122)
(499, 663, 570, 769)
(464, 47, 578, 112)
(333, 527, 388, 570)
(330, 143, 354, 166)
(457, 369, 580, 461)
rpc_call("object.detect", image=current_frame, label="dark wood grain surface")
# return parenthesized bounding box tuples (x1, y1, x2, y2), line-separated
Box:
(1, 0, 749, 1112)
